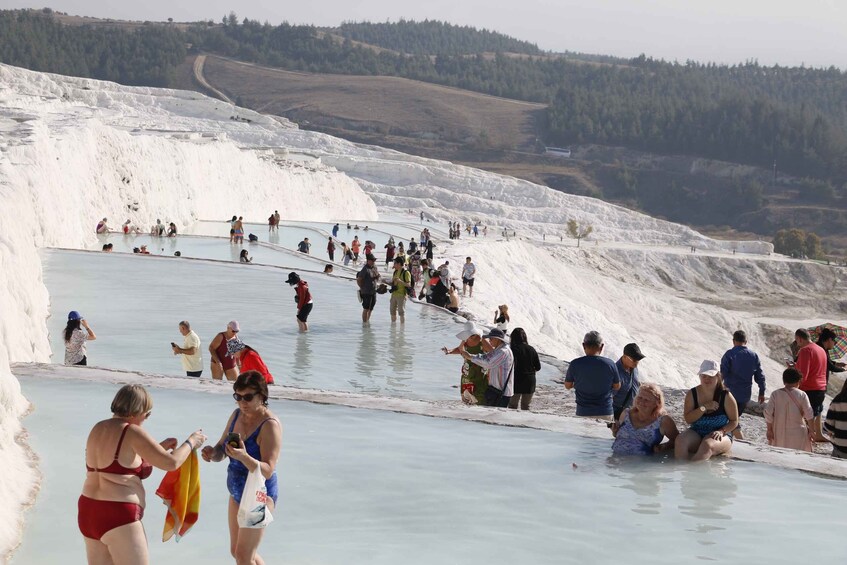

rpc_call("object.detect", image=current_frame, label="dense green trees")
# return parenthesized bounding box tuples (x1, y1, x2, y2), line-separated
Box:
(2, 11, 846, 182)
(336, 20, 542, 55)
(0, 11, 185, 86)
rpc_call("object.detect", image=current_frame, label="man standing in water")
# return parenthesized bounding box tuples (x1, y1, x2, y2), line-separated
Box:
(172, 320, 202, 377)
(720, 330, 766, 439)
(389, 257, 412, 323)
(356, 254, 381, 324)
(208, 321, 240, 381)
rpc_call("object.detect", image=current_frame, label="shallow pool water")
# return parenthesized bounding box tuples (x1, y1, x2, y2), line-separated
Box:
(15, 377, 847, 564)
(42, 249, 560, 399)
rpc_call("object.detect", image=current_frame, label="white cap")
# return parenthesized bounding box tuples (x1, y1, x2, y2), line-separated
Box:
(698, 359, 720, 376)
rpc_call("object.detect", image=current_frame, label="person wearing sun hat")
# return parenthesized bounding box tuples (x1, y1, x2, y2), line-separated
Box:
(459, 327, 514, 407)
(442, 321, 489, 404)
(674, 359, 739, 462)
(208, 321, 240, 381)
(64, 310, 96, 366)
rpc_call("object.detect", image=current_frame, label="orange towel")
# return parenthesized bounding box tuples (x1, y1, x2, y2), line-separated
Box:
(156, 449, 201, 542)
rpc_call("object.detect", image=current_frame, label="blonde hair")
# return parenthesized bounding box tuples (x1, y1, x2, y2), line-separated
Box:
(110, 385, 153, 417)
(638, 382, 665, 419)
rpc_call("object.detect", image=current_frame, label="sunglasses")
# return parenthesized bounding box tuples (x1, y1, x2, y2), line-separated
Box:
(145, 411, 152, 419)
(233, 392, 259, 402)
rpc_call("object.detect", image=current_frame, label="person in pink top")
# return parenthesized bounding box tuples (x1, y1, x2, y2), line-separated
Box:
(792, 328, 828, 442)
(765, 368, 814, 451)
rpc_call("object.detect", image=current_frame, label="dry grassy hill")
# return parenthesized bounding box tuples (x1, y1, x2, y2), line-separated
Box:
(200, 55, 546, 151)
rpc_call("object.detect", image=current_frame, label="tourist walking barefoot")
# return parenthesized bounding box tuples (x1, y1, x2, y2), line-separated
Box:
(202, 372, 281, 565)
(209, 321, 241, 381)
(79, 385, 206, 565)
(286, 272, 313, 332)
(675, 360, 738, 461)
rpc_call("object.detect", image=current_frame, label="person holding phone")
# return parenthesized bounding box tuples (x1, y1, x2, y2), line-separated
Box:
(172, 321, 202, 377)
(202, 372, 282, 564)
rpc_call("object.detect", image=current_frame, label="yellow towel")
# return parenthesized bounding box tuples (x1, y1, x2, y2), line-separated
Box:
(156, 449, 201, 542)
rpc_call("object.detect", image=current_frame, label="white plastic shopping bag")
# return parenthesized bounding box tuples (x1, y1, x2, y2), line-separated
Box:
(236, 467, 274, 528)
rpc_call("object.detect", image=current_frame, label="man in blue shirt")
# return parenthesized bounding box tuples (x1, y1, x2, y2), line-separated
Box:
(613, 343, 645, 420)
(565, 331, 621, 420)
(720, 330, 766, 440)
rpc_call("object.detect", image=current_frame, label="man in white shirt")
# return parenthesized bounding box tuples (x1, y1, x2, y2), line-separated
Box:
(172, 320, 203, 377)
(461, 256, 476, 297)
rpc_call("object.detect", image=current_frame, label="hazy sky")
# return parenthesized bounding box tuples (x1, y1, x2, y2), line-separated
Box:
(5, 0, 845, 68)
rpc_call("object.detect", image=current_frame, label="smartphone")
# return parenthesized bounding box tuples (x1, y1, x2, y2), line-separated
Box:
(226, 432, 241, 449)
(171, 342, 177, 348)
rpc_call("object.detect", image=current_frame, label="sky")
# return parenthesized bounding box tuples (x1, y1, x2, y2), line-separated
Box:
(4, 0, 845, 68)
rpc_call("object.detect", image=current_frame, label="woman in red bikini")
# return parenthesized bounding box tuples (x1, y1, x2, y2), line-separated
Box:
(78, 384, 206, 564)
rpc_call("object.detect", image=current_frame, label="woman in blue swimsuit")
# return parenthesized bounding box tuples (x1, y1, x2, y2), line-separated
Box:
(202, 371, 282, 563)
(675, 360, 739, 462)
(611, 383, 679, 456)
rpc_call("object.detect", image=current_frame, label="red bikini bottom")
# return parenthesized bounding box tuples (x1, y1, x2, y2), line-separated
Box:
(78, 495, 144, 540)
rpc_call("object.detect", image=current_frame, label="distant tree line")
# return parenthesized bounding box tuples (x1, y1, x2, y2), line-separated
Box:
(773, 228, 823, 259)
(2, 11, 846, 182)
(0, 11, 185, 86)
(335, 20, 543, 56)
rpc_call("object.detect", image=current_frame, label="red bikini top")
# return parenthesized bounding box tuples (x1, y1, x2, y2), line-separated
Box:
(86, 424, 153, 480)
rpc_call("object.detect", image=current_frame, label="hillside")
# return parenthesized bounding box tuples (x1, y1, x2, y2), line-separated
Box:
(5, 10, 847, 251)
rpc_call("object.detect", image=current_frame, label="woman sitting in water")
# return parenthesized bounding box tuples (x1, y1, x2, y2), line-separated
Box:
(202, 372, 282, 565)
(167, 222, 177, 237)
(611, 383, 679, 455)
(79, 385, 206, 564)
(674, 360, 738, 461)
(239, 249, 252, 263)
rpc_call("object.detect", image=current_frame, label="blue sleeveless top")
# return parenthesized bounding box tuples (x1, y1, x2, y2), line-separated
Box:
(612, 411, 664, 455)
(226, 410, 279, 504)
(689, 387, 730, 438)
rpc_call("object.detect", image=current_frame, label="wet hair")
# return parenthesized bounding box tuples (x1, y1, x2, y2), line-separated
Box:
(63, 319, 81, 343)
(234, 371, 269, 406)
(795, 328, 810, 341)
(510, 327, 528, 347)
(783, 367, 803, 385)
(732, 330, 747, 343)
(111, 384, 153, 417)
(240, 249, 249, 258)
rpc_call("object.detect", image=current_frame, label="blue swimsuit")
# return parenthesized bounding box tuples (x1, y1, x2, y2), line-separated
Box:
(689, 388, 731, 439)
(226, 410, 279, 504)
(612, 411, 664, 455)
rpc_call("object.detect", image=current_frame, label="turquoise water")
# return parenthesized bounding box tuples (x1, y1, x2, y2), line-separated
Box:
(15, 376, 847, 564)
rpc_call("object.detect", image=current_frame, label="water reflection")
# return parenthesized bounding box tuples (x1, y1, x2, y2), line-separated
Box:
(388, 325, 413, 380)
(292, 332, 312, 381)
(352, 325, 379, 393)
(678, 461, 737, 546)
(605, 456, 675, 515)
